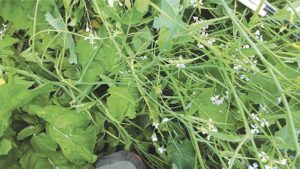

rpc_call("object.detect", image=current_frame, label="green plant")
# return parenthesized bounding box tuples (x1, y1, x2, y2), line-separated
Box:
(0, 0, 300, 169)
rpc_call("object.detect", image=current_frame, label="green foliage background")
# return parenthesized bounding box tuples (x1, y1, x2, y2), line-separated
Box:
(0, 0, 300, 169)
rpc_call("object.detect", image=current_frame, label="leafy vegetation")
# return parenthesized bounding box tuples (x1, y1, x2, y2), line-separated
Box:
(0, 0, 300, 168)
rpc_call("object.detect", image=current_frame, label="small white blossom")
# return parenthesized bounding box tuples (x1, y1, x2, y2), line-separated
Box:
(176, 63, 186, 68)
(152, 122, 159, 129)
(274, 159, 287, 166)
(207, 38, 216, 45)
(259, 104, 269, 114)
(211, 95, 224, 106)
(254, 30, 264, 42)
(157, 146, 166, 154)
(139, 55, 147, 60)
(250, 124, 259, 134)
(85, 25, 90, 32)
(240, 74, 250, 81)
(248, 162, 258, 169)
(0, 24, 8, 41)
(260, 118, 269, 127)
(243, 44, 250, 49)
(176, 55, 186, 68)
(84, 30, 99, 45)
(197, 43, 204, 49)
(277, 97, 282, 105)
(280, 159, 287, 165)
(151, 133, 158, 142)
(108, 0, 115, 7)
(264, 165, 277, 169)
(161, 118, 169, 123)
(258, 151, 269, 163)
(251, 113, 261, 121)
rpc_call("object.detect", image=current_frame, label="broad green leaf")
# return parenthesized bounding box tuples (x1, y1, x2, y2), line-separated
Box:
(0, 138, 12, 155)
(132, 26, 153, 52)
(107, 86, 137, 121)
(26, 105, 97, 164)
(153, 0, 183, 52)
(20, 149, 52, 169)
(31, 133, 58, 152)
(134, 0, 149, 13)
(0, 83, 51, 137)
(76, 38, 118, 95)
(153, 0, 181, 30)
(247, 74, 280, 105)
(188, 88, 234, 129)
(0, 37, 18, 49)
(17, 125, 43, 140)
(0, 1, 34, 29)
(120, 8, 143, 25)
(167, 139, 195, 169)
(274, 125, 296, 151)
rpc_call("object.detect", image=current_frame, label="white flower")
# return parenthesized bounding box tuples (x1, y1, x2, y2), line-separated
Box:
(151, 133, 158, 142)
(250, 124, 259, 134)
(152, 122, 159, 129)
(243, 44, 250, 49)
(248, 162, 258, 169)
(140, 55, 147, 60)
(0, 24, 8, 41)
(193, 16, 199, 22)
(161, 118, 169, 123)
(274, 159, 287, 165)
(157, 146, 166, 153)
(207, 38, 216, 45)
(176, 55, 186, 68)
(260, 118, 269, 127)
(258, 151, 269, 163)
(264, 165, 277, 169)
(108, 0, 114, 7)
(277, 97, 282, 105)
(197, 43, 204, 49)
(254, 30, 264, 42)
(211, 95, 224, 106)
(240, 74, 250, 81)
(259, 104, 268, 114)
(85, 25, 90, 32)
(176, 63, 186, 68)
(251, 113, 260, 121)
(280, 159, 287, 165)
(84, 30, 99, 45)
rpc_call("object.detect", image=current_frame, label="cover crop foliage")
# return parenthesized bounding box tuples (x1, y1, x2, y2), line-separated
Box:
(0, 0, 300, 169)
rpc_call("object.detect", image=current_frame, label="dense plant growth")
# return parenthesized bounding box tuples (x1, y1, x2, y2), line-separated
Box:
(0, 0, 300, 168)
